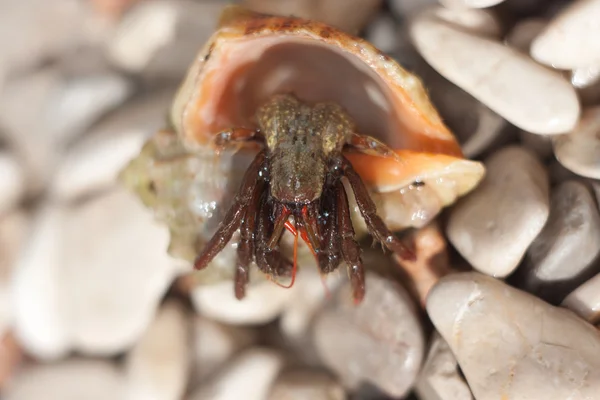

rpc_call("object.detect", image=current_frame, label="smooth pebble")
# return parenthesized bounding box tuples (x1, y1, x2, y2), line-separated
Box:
(519, 180, 600, 303)
(189, 348, 284, 400)
(531, 0, 600, 70)
(124, 300, 191, 400)
(428, 272, 600, 400)
(447, 146, 549, 277)
(439, 0, 506, 9)
(563, 273, 600, 324)
(0, 154, 25, 216)
(415, 332, 473, 400)
(553, 106, 600, 179)
(312, 272, 424, 398)
(423, 6, 502, 38)
(410, 12, 580, 135)
(572, 65, 600, 89)
(505, 18, 547, 53)
(12, 188, 187, 359)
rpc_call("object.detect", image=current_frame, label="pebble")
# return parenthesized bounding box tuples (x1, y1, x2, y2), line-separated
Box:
(266, 369, 346, 400)
(563, 273, 600, 324)
(0, 212, 30, 337)
(410, 12, 580, 135)
(124, 300, 191, 400)
(191, 278, 298, 326)
(415, 332, 473, 400)
(572, 65, 600, 89)
(446, 146, 550, 278)
(389, 0, 437, 18)
(50, 89, 174, 201)
(427, 272, 600, 400)
(0, 333, 24, 389)
(244, 0, 381, 34)
(531, 0, 600, 70)
(3, 358, 124, 400)
(553, 106, 600, 179)
(192, 316, 258, 384)
(364, 13, 399, 54)
(423, 6, 502, 38)
(0, 68, 133, 194)
(189, 348, 284, 400)
(438, 0, 506, 9)
(518, 180, 600, 303)
(312, 272, 424, 398)
(505, 18, 547, 53)
(12, 188, 187, 359)
(393, 222, 454, 307)
(107, 0, 226, 78)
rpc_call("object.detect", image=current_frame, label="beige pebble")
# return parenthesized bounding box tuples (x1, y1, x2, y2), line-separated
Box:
(563, 273, 600, 324)
(124, 300, 191, 400)
(191, 278, 298, 326)
(446, 146, 549, 278)
(572, 65, 600, 89)
(3, 359, 124, 400)
(505, 18, 547, 53)
(189, 348, 284, 400)
(0, 154, 25, 216)
(192, 316, 257, 384)
(312, 272, 424, 398)
(519, 180, 600, 303)
(422, 6, 502, 37)
(12, 189, 187, 359)
(415, 332, 473, 400)
(267, 369, 346, 400)
(531, 0, 600, 70)
(427, 272, 600, 400)
(439, 0, 505, 9)
(553, 106, 600, 179)
(410, 12, 580, 135)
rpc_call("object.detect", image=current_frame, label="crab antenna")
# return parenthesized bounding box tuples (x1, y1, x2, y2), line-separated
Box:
(268, 218, 298, 290)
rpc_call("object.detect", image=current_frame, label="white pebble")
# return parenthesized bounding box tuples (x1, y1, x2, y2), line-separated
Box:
(447, 146, 549, 277)
(553, 106, 600, 179)
(572, 65, 600, 88)
(0, 154, 25, 216)
(531, 0, 600, 70)
(124, 300, 191, 400)
(505, 18, 547, 53)
(438, 0, 505, 9)
(563, 273, 600, 324)
(428, 272, 600, 400)
(410, 12, 580, 135)
(189, 348, 283, 400)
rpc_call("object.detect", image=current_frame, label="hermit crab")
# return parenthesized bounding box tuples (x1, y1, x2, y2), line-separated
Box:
(121, 6, 485, 304)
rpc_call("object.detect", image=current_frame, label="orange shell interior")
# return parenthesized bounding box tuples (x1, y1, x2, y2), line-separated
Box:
(171, 6, 483, 193)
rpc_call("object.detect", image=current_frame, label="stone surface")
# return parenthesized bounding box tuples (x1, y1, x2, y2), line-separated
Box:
(423, 6, 502, 38)
(3, 358, 124, 400)
(189, 348, 284, 400)
(124, 300, 191, 400)
(312, 272, 424, 398)
(0, 67, 133, 193)
(192, 316, 258, 384)
(244, 0, 381, 33)
(563, 273, 600, 324)
(531, 0, 600, 70)
(107, 0, 226, 78)
(505, 18, 547, 53)
(266, 369, 346, 400)
(191, 277, 299, 326)
(393, 222, 454, 307)
(0, 211, 30, 337)
(572, 65, 600, 89)
(410, 12, 580, 135)
(427, 272, 600, 400)
(447, 146, 549, 278)
(12, 188, 187, 359)
(415, 332, 473, 400)
(553, 106, 600, 179)
(439, 0, 506, 9)
(50, 89, 174, 201)
(518, 180, 600, 303)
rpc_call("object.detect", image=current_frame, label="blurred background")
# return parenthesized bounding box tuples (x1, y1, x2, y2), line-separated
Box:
(0, 0, 598, 399)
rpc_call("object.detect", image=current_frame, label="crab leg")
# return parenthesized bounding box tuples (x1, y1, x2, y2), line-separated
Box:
(255, 194, 293, 278)
(341, 156, 416, 262)
(234, 178, 265, 300)
(335, 180, 366, 304)
(193, 150, 267, 271)
(346, 132, 403, 164)
(318, 185, 342, 274)
(212, 127, 262, 150)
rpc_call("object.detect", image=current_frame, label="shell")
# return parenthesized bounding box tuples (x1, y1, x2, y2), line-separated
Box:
(120, 6, 485, 282)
